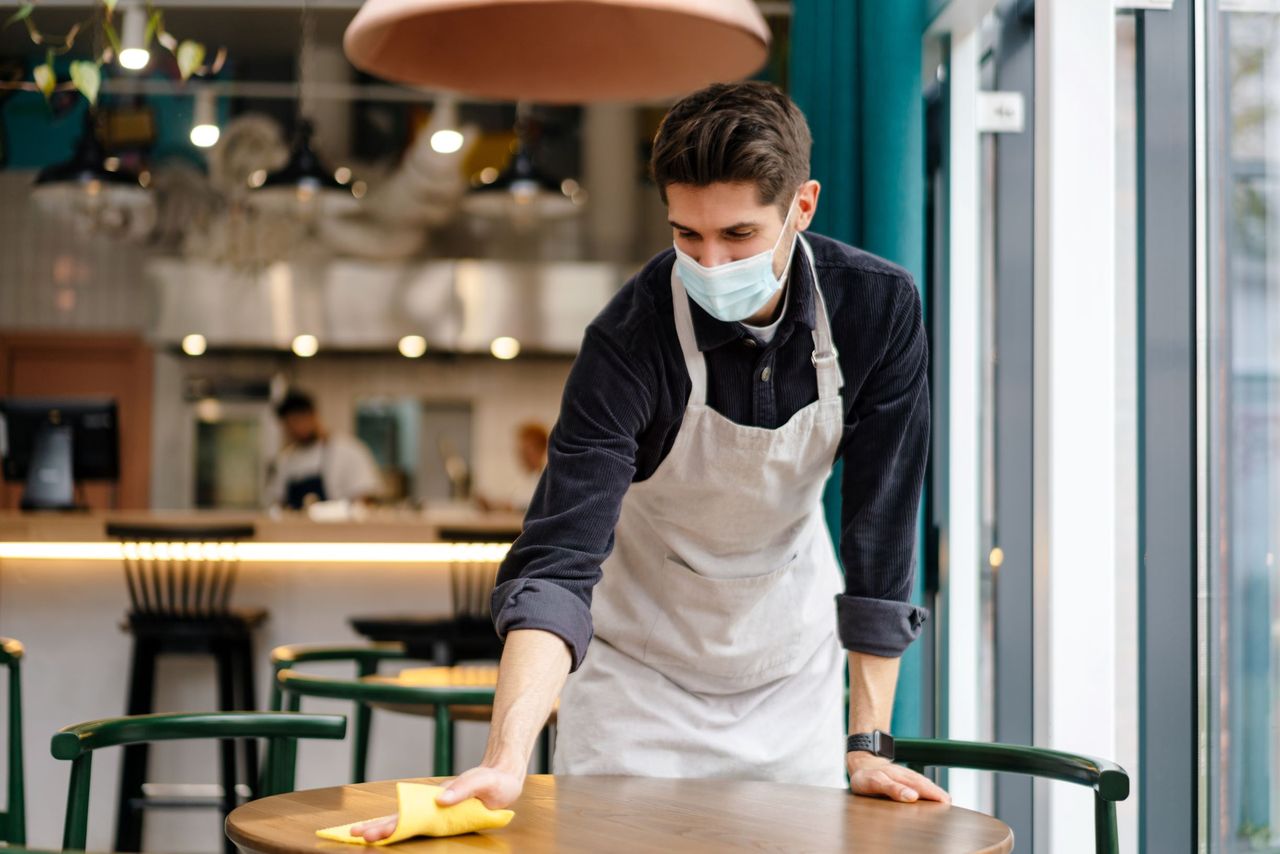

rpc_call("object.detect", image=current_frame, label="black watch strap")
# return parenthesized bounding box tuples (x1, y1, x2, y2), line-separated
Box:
(846, 729, 895, 760)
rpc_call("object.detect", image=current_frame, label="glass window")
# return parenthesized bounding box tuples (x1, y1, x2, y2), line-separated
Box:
(1207, 5, 1280, 851)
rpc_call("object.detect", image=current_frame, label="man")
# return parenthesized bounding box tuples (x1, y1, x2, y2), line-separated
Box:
(265, 390, 382, 509)
(358, 81, 943, 838)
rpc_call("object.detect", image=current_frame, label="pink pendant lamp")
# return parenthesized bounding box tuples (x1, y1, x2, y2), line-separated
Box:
(343, 0, 771, 103)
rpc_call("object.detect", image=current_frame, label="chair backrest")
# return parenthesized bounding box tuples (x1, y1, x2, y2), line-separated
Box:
(267, 642, 410, 712)
(894, 738, 1130, 854)
(106, 523, 255, 617)
(266, 643, 413, 784)
(51, 711, 345, 851)
(0, 639, 25, 846)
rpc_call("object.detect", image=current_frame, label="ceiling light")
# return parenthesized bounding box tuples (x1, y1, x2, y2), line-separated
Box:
(291, 334, 319, 358)
(190, 89, 220, 148)
(181, 334, 208, 356)
(490, 337, 520, 360)
(119, 4, 150, 71)
(398, 335, 428, 358)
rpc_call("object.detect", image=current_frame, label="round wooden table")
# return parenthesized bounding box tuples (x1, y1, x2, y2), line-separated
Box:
(226, 775, 1014, 853)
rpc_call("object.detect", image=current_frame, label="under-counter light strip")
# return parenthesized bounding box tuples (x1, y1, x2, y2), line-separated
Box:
(0, 542, 511, 564)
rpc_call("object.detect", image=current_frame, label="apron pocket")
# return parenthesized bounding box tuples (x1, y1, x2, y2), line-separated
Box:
(641, 553, 811, 693)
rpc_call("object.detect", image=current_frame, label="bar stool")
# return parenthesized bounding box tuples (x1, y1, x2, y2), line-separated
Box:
(106, 523, 264, 854)
(349, 561, 504, 664)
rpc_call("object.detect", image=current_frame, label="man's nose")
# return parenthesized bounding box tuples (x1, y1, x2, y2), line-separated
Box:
(699, 245, 735, 267)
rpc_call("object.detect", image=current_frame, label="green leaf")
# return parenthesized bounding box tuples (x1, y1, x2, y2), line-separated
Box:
(102, 0, 118, 12)
(156, 29, 176, 52)
(103, 18, 121, 55)
(175, 39, 204, 80)
(70, 60, 100, 105)
(144, 9, 161, 46)
(4, 3, 34, 29)
(33, 62, 56, 99)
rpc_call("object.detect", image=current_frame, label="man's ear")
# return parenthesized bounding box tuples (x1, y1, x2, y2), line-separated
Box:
(797, 179, 821, 232)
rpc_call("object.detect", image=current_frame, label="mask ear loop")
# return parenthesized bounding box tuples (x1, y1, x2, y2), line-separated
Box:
(773, 193, 803, 280)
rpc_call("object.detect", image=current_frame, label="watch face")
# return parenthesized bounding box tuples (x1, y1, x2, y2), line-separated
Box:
(874, 731, 895, 758)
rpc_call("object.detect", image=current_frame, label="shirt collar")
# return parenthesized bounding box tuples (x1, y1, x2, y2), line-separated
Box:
(686, 237, 819, 352)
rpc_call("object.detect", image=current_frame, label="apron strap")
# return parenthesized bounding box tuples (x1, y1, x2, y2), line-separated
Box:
(669, 268, 709, 406)
(668, 235, 843, 407)
(801, 237, 844, 401)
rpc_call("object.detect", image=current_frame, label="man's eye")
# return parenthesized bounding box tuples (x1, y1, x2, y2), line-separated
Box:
(727, 231, 753, 240)
(678, 231, 698, 240)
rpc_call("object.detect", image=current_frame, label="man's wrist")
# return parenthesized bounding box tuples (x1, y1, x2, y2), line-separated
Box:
(846, 750, 892, 770)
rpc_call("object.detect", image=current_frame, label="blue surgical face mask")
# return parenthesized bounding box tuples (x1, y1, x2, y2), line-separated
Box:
(673, 197, 800, 323)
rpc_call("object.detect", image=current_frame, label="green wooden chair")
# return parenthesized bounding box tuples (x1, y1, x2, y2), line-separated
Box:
(267, 643, 416, 783)
(895, 738, 1130, 854)
(0, 639, 25, 845)
(51, 711, 346, 851)
(276, 668, 500, 778)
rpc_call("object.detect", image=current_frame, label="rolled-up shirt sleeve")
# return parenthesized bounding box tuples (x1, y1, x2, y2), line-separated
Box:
(490, 323, 653, 671)
(835, 273, 931, 658)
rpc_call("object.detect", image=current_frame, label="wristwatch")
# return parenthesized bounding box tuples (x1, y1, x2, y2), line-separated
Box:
(847, 729, 895, 761)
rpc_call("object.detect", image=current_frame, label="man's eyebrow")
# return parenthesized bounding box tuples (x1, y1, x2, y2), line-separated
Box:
(668, 220, 762, 232)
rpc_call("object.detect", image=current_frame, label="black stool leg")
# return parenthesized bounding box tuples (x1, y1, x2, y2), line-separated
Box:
(233, 634, 260, 796)
(214, 640, 238, 854)
(114, 634, 156, 853)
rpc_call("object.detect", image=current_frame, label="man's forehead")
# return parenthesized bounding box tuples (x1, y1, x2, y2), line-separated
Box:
(665, 182, 782, 229)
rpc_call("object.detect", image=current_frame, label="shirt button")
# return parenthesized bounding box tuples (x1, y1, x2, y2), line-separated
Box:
(760, 366, 772, 382)
(744, 338, 758, 348)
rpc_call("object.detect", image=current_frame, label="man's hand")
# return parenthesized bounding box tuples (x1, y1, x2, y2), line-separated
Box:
(351, 764, 526, 842)
(847, 752, 951, 804)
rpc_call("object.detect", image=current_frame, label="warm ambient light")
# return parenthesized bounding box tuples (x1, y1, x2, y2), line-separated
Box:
(989, 546, 1005, 569)
(490, 336, 520, 360)
(190, 89, 220, 148)
(291, 334, 319, 358)
(398, 335, 428, 358)
(181, 334, 207, 356)
(0, 541, 511, 564)
(430, 129, 464, 154)
(118, 4, 150, 70)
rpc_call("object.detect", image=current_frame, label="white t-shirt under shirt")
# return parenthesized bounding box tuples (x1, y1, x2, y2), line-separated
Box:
(266, 434, 382, 507)
(741, 266, 792, 345)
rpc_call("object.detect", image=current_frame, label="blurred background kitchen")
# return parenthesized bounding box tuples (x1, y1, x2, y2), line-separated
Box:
(0, 2, 789, 521)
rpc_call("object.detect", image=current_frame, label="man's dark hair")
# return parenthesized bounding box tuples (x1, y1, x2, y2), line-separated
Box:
(275, 390, 315, 419)
(650, 81, 812, 213)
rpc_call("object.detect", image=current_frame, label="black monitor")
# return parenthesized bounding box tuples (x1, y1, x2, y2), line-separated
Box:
(0, 398, 119, 510)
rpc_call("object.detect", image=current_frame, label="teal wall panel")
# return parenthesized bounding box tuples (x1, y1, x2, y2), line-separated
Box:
(792, 0, 930, 738)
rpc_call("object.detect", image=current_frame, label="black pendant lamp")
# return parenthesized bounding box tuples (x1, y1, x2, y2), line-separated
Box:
(31, 109, 154, 238)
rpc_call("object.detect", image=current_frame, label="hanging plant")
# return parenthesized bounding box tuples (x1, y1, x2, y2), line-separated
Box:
(0, 0, 227, 105)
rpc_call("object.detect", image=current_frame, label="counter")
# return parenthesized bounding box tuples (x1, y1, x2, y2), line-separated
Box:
(0, 510, 520, 851)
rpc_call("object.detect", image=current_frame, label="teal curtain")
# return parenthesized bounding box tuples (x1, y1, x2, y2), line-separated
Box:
(791, 0, 928, 737)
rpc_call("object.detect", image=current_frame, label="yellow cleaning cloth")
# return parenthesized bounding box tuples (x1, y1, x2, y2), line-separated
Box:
(316, 782, 514, 845)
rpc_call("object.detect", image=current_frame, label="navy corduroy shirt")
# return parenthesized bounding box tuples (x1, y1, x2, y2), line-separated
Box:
(490, 232, 930, 672)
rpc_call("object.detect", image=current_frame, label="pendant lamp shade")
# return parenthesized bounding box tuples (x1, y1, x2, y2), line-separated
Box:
(343, 0, 771, 103)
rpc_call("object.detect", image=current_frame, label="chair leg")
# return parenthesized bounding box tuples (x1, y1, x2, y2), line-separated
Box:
(114, 636, 156, 853)
(1096, 796, 1119, 854)
(432, 705, 453, 777)
(215, 640, 239, 854)
(538, 725, 553, 774)
(233, 635, 260, 796)
(353, 701, 372, 784)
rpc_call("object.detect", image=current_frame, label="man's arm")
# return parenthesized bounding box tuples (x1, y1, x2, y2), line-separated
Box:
(354, 630, 568, 839)
(845, 651, 949, 803)
(833, 274, 945, 803)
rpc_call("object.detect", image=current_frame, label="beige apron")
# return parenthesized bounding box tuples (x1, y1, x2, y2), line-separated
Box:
(555, 237, 848, 787)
